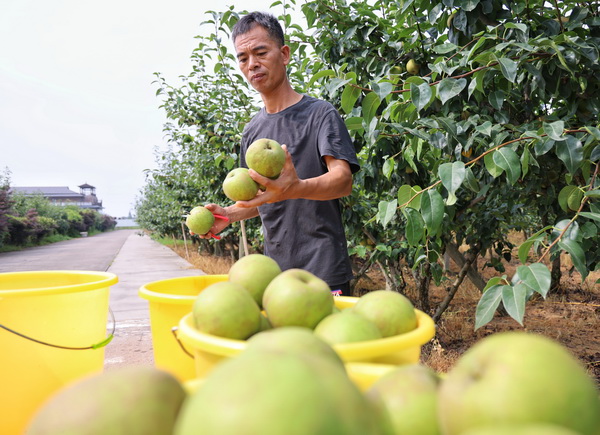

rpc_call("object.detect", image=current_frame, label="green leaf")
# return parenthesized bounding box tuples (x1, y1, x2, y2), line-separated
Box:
(502, 283, 527, 325)
(421, 189, 445, 236)
(521, 147, 531, 177)
(534, 137, 555, 156)
(410, 83, 432, 112)
(556, 136, 584, 174)
(467, 37, 488, 63)
(482, 276, 505, 293)
(468, 70, 486, 98)
(584, 189, 600, 199)
(488, 90, 505, 110)
(543, 120, 565, 141)
(492, 148, 521, 185)
(475, 121, 493, 136)
(484, 152, 503, 177)
(517, 225, 554, 263)
(403, 207, 425, 246)
(341, 85, 361, 114)
(372, 81, 393, 102)
(433, 42, 458, 54)
(382, 158, 395, 179)
(553, 219, 578, 242)
(558, 239, 588, 281)
(438, 161, 466, 198)
(579, 212, 600, 223)
(475, 285, 504, 330)
(308, 69, 335, 88)
(377, 199, 397, 228)
(504, 22, 527, 33)
(463, 167, 480, 193)
(398, 185, 422, 209)
(437, 78, 467, 105)
(498, 57, 518, 83)
(558, 185, 580, 212)
(590, 143, 600, 162)
(345, 117, 364, 131)
(584, 126, 600, 141)
(516, 264, 551, 298)
(518, 233, 545, 263)
(362, 92, 381, 125)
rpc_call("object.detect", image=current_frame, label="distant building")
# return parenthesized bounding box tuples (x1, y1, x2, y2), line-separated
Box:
(11, 183, 104, 211)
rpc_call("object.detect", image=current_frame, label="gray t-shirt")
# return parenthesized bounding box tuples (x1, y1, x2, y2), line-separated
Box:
(240, 95, 359, 286)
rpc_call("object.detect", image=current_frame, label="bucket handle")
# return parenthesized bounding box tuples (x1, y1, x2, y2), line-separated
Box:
(171, 326, 194, 359)
(0, 307, 116, 350)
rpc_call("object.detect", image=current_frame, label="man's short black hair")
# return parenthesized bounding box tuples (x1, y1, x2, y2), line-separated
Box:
(232, 12, 285, 47)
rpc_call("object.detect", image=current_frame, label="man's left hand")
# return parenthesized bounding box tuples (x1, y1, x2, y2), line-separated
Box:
(236, 145, 300, 208)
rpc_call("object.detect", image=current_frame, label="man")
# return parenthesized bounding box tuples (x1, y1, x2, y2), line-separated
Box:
(201, 11, 359, 295)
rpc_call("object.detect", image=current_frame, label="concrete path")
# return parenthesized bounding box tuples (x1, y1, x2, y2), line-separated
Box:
(0, 229, 205, 370)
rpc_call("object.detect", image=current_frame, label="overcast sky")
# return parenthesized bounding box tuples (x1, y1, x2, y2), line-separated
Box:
(0, 0, 282, 217)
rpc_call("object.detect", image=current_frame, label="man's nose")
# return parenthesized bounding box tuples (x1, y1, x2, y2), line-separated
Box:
(248, 55, 260, 69)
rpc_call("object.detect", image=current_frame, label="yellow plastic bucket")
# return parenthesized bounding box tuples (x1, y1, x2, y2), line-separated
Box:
(177, 296, 436, 378)
(138, 274, 228, 382)
(0, 270, 116, 435)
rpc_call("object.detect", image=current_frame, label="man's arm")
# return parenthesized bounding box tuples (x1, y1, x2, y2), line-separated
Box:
(236, 146, 353, 208)
(197, 203, 260, 239)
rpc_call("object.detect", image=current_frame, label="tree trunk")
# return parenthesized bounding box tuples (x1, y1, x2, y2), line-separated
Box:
(350, 250, 377, 296)
(433, 245, 480, 322)
(376, 260, 397, 292)
(445, 242, 487, 291)
(551, 255, 562, 290)
(412, 263, 431, 313)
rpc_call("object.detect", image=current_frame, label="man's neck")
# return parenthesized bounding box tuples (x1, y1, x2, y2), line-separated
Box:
(261, 83, 303, 114)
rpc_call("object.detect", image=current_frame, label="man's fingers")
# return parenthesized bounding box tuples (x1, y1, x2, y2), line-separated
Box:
(248, 168, 271, 186)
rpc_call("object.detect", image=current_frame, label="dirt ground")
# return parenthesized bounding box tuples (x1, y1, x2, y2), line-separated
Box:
(168, 240, 600, 384)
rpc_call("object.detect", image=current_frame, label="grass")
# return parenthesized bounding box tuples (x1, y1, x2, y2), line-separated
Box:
(0, 234, 73, 252)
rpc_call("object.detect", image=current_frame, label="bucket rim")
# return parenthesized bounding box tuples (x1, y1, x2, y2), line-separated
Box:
(0, 270, 118, 297)
(177, 300, 436, 360)
(138, 274, 228, 304)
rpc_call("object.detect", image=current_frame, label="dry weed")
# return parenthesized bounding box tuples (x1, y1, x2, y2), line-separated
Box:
(166, 240, 600, 383)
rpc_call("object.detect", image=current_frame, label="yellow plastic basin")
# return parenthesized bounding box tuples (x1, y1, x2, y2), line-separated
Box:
(0, 270, 116, 435)
(138, 274, 228, 381)
(178, 296, 436, 378)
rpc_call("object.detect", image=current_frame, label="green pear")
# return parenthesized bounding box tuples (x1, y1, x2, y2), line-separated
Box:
(174, 348, 385, 435)
(314, 310, 382, 345)
(185, 206, 214, 235)
(228, 253, 281, 308)
(352, 290, 418, 337)
(461, 424, 581, 435)
(406, 59, 420, 75)
(28, 367, 186, 435)
(192, 281, 261, 340)
(262, 269, 333, 329)
(222, 167, 259, 201)
(258, 312, 273, 331)
(246, 326, 345, 369)
(389, 65, 404, 75)
(438, 332, 600, 435)
(366, 364, 441, 435)
(245, 138, 285, 179)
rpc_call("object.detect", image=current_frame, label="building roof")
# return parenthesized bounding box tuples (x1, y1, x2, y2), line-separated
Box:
(11, 186, 83, 198)
(78, 183, 95, 189)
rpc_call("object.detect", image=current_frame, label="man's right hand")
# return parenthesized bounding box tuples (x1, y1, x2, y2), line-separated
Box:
(196, 204, 230, 239)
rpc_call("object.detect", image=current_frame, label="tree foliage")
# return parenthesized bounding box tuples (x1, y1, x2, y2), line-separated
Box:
(137, 0, 599, 328)
(0, 171, 117, 249)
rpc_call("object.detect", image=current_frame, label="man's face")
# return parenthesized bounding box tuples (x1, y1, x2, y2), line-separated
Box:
(234, 25, 289, 95)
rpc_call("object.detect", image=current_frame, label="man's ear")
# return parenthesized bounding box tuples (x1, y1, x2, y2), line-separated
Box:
(281, 45, 291, 66)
